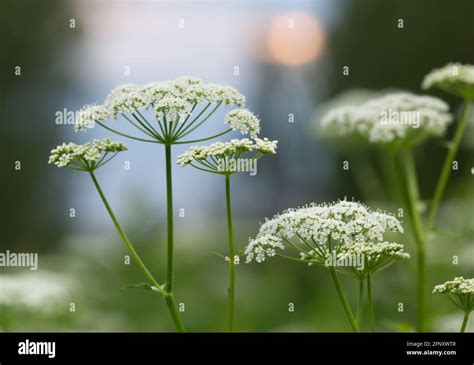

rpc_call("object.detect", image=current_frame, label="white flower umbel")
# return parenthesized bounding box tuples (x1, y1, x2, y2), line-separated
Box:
(321, 92, 452, 146)
(178, 136, 277, 332)
(75, 104, 112, 132)
(225, 108, 261, 138)
(72, 77, 250, 325)
(423, 63, 474, 99)
(245, 199, 406, 332)
(433, 277, 474, 332)
(48, 138, 127, 170)
(433, 277, 474, 296)
(74, 76, 248, 144)
(48, 138, 185, 332)
(176, 137, 278, 174)
(176, 117, 276, 332)
(246, 200, 403, 265)
(244, 234, 285, 263)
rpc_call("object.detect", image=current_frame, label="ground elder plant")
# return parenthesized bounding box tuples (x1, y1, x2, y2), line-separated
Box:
(71, 77, 251, 330)
(433, 277, 474, 332)
(245, 200, 409, 332)
(177, 125, 278, 331)
(319, 62, 474, 332)
(48, 138, 185, 332)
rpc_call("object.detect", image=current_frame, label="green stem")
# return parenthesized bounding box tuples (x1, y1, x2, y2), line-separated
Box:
(164, 294, 185, 333)
(88, 171, 185, 332)
(367, 274, 376, 332)
(328, 236, 359, 332)
(392, 149, 426, 332)
(460, 311, 470, 333)
(428, 101, 471, 230)
(225, 174, 235, 332)
(356, 279, 364, 326)
(328, 267, 360, 332)
(165, 144, 174, 292)
(174, 129, 232, 144)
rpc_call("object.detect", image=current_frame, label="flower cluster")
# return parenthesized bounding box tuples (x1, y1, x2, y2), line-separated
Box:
(225, 108, 261, 138)
(75, 104, 112, 132)
(423, 63, 474, 99)
(433, 277, 474, 295)
(75, 77, 246, 133)
(176, 137, 278, 171)
(321, 92, 452, 145)
(155, 97, 192, 121)
(245, 200, 405, 267)
(48, 138, 127, 170)
(244, 234, 285, 263)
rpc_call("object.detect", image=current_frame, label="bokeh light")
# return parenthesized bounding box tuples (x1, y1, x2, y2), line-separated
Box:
(265, 11, 326, 66)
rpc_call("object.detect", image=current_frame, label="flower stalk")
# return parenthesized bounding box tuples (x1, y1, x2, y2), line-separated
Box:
(460, 311, 470, 333)
(89, 170, 185, 332)
(433, 276, 473, 333)
(427, 100, 472, 229)
(177, 133, 278, 331)
(367, 274, 376, 332)
(356, 279, 364, 326)
(225, 174, 236, 332)
(165, 144, 174, 292)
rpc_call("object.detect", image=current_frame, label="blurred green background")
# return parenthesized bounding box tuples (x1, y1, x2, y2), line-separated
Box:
(1, 0, 473, 332)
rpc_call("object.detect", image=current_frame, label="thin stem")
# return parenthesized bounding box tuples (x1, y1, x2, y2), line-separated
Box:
(328, 267, 360, 332)
(225, 175, 235, 332)
(392, 149, 426, 332)
(428, 101, 472, 229)
(327, 237, 360, 332)
(96, 121, 160, 144)
(189, 163, 222, 175)
(174, 129, 232, 144)
(165, 144, 174, 292)
(460, 311, 470, 333)
(403, 149, 426, 332)
(173, 103, 210, 138)
(367, 274, 376, 332)
(88, 171, 185, 332)
(356, 279, 364, 326)
(176, 102, 222, 139)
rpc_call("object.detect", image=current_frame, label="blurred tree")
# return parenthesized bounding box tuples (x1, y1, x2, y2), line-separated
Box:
(0, 0, 78, 251)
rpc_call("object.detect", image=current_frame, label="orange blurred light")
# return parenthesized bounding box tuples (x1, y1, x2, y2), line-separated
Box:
(265, 11, 326, 66)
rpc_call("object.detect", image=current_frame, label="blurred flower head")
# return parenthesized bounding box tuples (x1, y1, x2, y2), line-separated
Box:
(433, 277, 474, 312)
(433, 277, 474, 295)
(423, 63, 474, 99)
(0, 272, 72, 312)
(320, 92, 452, 147)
